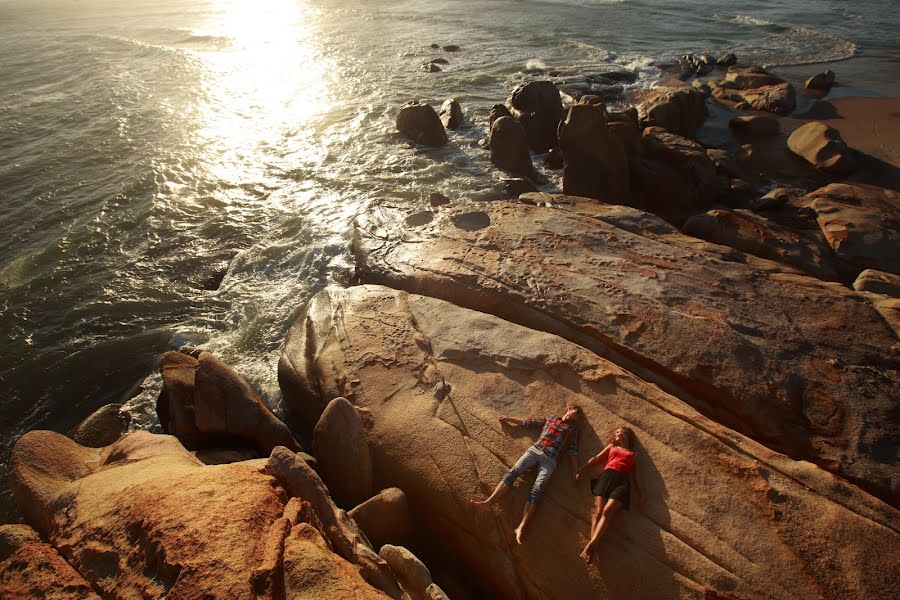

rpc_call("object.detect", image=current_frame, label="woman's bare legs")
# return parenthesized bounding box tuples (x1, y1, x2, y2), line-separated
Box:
(588, 496, 607, 540)
(580, 498, 622, 562)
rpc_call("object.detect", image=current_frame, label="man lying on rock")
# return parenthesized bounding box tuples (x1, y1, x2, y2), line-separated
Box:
(469, 404, 583, 543)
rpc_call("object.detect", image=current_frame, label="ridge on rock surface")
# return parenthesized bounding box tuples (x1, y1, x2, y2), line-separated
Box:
(279, 284, 899, 600)
(341, 197, 899, 506)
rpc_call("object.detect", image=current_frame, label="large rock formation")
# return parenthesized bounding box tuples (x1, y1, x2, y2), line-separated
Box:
(713, 66, 796, 115)
(157, 350, 300, 454)
(280, 283, 899, 600)
(340, 199, 899, 504)
(313, 396, 374, 509)
(0, 524, 99, 599)
(7, 430, 400, 599)
(787, 122, 858, 174)
(507, 81, 564, 152)
(558, 103, 629, 201)
(489, 116, 534, 176)
(636, 85, 708, 135)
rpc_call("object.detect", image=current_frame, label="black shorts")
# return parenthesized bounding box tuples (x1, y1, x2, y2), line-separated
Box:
(590, 469, 630, 510)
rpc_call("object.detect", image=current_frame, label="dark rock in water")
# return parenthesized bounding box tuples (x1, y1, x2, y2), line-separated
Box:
(430, 43, 439, 49)
(439, 98, 463, 130)
(70, 403, 130, 448)
(544, 147, 564, 169)
(507, 80, 564, 152)
(805, 69, 835, 92)
(729, 115, 779, 137)
(787, 122, 857, 174)
(489, 103, 512, 128)
(429, 57, 449, 65)
(489, 116, 533, 176)
(396, 101, 448, 147)
(502, 178, 538, 198)
(559, 103, 629, 201)
(429, 192, 450, 207)
(717, 52, 737, 67)
(591, 69, 638, 83)
(423, 62, 441, 73)
(442, 44, 460, 52)
(637, 85, 708, 136)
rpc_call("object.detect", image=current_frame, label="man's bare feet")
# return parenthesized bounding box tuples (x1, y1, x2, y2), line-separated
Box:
(579, 543, 594, 563)
(468, 498, 491, 511)
(515, 525, 526, 544)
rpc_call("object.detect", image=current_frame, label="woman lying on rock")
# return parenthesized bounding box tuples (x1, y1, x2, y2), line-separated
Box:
(575, 426, 645, 562)
(469, 405, 583, 543)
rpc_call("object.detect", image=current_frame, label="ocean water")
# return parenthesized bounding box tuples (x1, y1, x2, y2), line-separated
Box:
(1, 0, 897, 520)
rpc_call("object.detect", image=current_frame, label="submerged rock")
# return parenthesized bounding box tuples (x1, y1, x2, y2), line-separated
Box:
(346, 200, 900, 504)
(282, 283, 900, 600)
(396, 101, 448, 147)
(787, 122, 858, 174)
(439, 98, 463, 130)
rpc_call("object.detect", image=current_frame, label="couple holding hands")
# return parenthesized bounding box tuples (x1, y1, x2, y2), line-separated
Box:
(469, 404, 644, 563)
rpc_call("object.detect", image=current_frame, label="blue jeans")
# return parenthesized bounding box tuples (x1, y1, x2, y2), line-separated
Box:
(502, 446, 557, 504)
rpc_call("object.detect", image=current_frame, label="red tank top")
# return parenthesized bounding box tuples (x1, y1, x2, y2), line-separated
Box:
(604, 446, 635, 474)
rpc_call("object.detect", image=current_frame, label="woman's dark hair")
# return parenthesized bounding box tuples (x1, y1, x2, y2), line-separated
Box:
(610, 426, 634, 450)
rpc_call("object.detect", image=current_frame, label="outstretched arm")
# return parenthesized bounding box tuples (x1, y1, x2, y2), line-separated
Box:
(575, 444, 612, 481)
(498, 416, 545, 427)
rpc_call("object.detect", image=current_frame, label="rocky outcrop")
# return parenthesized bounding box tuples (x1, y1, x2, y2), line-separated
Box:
(157, 350, 300, 454)
(349, 488, 413, 551)
(439, 99, 463, 130)
(489, 116, 534, 176)
(346, 199, 900, 504)
(682, 208, 839, 280)
(787, 122, 858, 174)
(713, 66, 796, 115)
(507, 81, 564, 152)
(636, 85, 708, 135)
(7, 430, 401, 599)
(281, 283, 900, 600)
(0, 524, 99, 599)
(805, 183, 900, 276)
(558, 103, 629, 201)
(313, 396, 374, 508)
(396, 101, 448, 147)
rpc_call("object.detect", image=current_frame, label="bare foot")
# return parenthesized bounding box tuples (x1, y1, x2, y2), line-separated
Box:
(579, 543, 594, 563)
(515, 525, 526, 544)
(468, 498, 491, 511)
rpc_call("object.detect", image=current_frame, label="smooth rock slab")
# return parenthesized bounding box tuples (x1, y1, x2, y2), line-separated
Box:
(281, 284, 899, 600)
(346, 199, 899, 504)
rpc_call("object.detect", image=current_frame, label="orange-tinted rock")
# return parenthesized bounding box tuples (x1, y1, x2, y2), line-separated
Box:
(282, 284, 900, 600)
(636, 85, 708, 135)
(682, 208, 839, 281)
(854, 269, 900, 297)
(346, 199, 900, 504)
(313, 396, 374, 508)
(349, 487, 413, 551)
(716, 67, 796, 115)
(787, 122, 858, 174)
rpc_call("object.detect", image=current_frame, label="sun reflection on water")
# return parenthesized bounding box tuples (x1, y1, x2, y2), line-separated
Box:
(189, 0, 332, 188)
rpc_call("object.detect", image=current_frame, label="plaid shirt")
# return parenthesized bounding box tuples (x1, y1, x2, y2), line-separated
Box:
(523, 416, 578, 461)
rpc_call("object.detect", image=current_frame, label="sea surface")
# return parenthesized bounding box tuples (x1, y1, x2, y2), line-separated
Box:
(1, 0, 898, 520)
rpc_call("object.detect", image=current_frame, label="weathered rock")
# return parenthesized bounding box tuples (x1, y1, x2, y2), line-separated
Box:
(502, 177, 538, 198)
(70, 403, 130, 447)
(426, 582, 451, 600)
(346, 200, 900, 505)
(805, 183, 900, 276)
(282, 283, 900, 600)
(429, 192, 450, 207)
(716, 67, 796, 115)
(313, 396, 373, 508)
(379, 544, 432, 600)
(428, 57, 449, 65)
(396, 101, 448, 147)
(489, 116, 533, 176)
(422, 63, 441, 73)
(750, 187, 795, 211)
(488, 103, 512, 128)
(682, 208, 839, 280)
(507, 81, 565, 152)
(636, 85, 708, 135)
(0, 524, 100, 599)
(805, 69, 835, 92)
(853, 269, 900, 297)
(157, 350, 300, 454)
(691, 79, 712, 97)
(706, 148, 746, 180)
(439, 99, 463, 130)
(716, 52, 737, 67)
(558, 103, 629, 201)
(729, 115, 779, 137)
(787, 122, 858, 174)
(349, 487, 412, 551)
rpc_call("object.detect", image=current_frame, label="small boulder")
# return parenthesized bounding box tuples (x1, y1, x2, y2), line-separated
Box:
(442, 45, 460, 52)
(396, 101, 448, 147)
(544, 147, 563, 169)
(489, 116, 533, 176)
(70, 403, 130, 447)
(853, 270, 900, 297)
(717, 52, 737, 67)
(422, 63, 441, 73)
(488, 103, 512, 127)
(636, 85, 708, 135)
(507, 81, 565, 152)
(429, 192, 450, 207)
(430, 43, 439, 49)
(439, 99, 463, 130)
(312, 397, 373, 509)
(503, 178, 538, 198)
(379, 545, 433, 600)
(428, 58, 449, 65)
(348, 487, 412, 551)
(750, 188, 794, 211)
(729, 115, 779, 137)
(805, 69, 835, 92)
(716, 66, 796, 115)
(787, 122, 858, 174)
